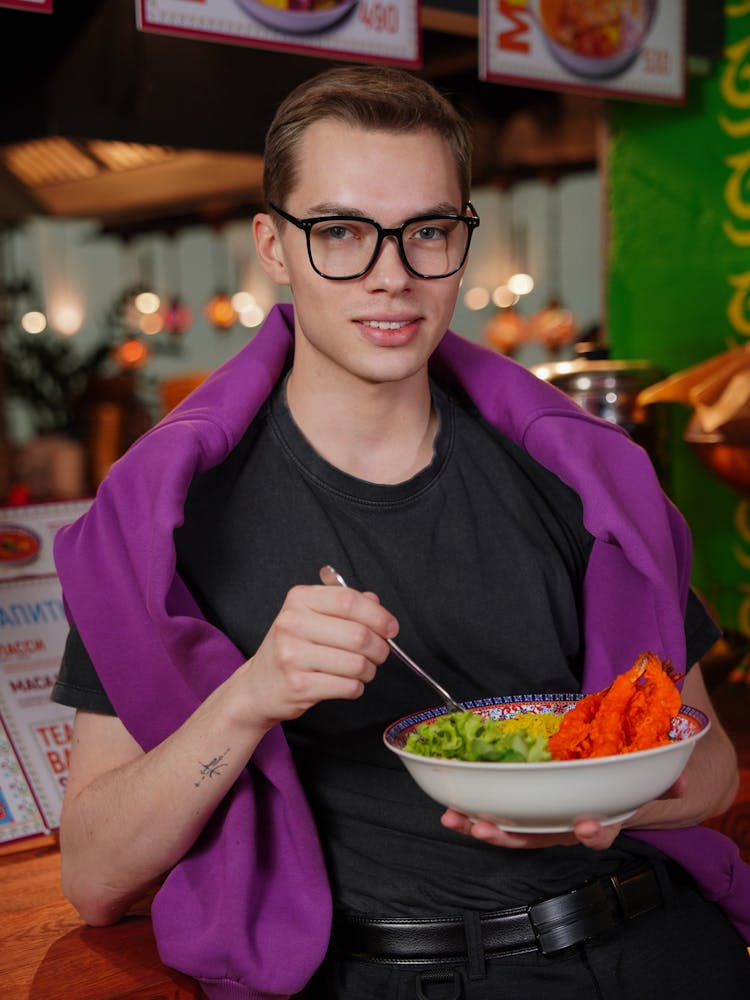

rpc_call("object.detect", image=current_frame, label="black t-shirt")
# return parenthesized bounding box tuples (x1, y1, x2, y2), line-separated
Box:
(52, 377, 720, 915)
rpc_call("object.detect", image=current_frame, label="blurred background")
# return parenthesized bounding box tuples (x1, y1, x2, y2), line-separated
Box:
(0, 2, 748, 697)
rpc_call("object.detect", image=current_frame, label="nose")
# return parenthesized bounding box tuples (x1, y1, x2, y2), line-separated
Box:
(363, 233, 412, 289)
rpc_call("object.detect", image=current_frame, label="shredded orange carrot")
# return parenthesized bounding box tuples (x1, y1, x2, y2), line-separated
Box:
(547, 652, 683, 759)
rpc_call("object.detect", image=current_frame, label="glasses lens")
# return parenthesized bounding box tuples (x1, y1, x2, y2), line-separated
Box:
(308, 219, 380, 279)
(307, 216, 473, 279)
(401, 218, 471, 277)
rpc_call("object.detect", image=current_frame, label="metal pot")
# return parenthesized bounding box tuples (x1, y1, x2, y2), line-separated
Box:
(532, 358, 669, 480)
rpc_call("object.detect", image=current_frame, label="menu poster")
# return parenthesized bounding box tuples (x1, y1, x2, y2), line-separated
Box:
(0, 1, 53, 11)
(480, 0, 686, 104)
(0, 499, 91, 582)
(0, 576, 75, 833)
(0, 716, 47, 844)
(136, 0, 421, 68)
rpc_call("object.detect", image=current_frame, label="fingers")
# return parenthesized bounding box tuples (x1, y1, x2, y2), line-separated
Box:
(241, 582, 399, 727)
(440, 809, 571, 848)
(571, 817, 622, 850)
(306, 583, 398, 640)
(282, 584, 398, 675)
(440, 809, 621, 850)
(274, 597, 392, 676)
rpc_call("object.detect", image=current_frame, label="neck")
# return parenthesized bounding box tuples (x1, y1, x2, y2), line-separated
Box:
(285, 369, 437, 484)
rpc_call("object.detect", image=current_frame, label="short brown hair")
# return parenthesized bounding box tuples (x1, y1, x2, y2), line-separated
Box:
(262, 65, 473, 210)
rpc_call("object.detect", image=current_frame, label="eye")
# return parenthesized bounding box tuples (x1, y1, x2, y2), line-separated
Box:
(409, 221, 451, 242)
(312, 220, 366, 242)
(322, 224, 353, 241)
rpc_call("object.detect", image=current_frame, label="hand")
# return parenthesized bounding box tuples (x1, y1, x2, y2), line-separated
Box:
(237, 582, 398, 730)
(440, 809, 624, 850)
(439, 775, 688, 850)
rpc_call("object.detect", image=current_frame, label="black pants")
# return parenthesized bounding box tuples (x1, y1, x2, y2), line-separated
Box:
(296, 883, 750, 1000)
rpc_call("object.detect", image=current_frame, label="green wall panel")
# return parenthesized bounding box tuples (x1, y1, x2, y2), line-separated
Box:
(607, 6, 750, 635)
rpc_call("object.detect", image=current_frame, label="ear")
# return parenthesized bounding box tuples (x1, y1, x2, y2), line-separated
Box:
(253, 212, 290, 287)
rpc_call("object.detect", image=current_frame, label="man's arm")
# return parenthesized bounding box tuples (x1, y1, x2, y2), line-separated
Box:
(59, 583, 398, 926)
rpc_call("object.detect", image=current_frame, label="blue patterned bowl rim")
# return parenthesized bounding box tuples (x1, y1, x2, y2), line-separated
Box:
(383, 694, 710, 758)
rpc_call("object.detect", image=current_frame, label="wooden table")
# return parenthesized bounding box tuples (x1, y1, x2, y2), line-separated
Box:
(0, 839, 202, 999)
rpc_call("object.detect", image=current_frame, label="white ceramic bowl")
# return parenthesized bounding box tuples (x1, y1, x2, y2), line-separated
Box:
(235, 0, 358, 35)
(536, 0, 657, 80)
(383, 695, 709, 833)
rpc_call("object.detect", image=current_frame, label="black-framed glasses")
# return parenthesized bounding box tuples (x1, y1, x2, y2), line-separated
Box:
(270, 202, 480, 280)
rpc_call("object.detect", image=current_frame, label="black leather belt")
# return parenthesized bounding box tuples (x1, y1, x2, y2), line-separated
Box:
(331, 862, 666, 964)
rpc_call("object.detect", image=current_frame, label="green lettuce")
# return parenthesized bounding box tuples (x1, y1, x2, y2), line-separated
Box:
(403, 710, 552, 763)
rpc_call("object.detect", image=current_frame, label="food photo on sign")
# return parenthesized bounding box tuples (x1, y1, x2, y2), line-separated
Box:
(536, 0, 657, 78)
(235, 0, 360, 35)
(480, 0, 685, 103)
(136, 0, 419, 66)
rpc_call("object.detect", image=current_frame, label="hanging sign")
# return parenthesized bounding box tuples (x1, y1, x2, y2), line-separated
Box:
(136, 0, 420, 67)
(0, 1, 52, 10)
(480, 1, 686, 104)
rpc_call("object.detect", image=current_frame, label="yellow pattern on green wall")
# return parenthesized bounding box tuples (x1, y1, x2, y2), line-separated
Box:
(607, 1, 750, 634)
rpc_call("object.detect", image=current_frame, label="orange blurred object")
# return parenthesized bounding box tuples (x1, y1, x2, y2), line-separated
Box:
(528, 300, 577, 352)
(483, 309, 528, 355)
(637, 344, 750, 497)
(684, 416, 750, 498)
(205, 292, 237, 330)
(159, 372, 210, 414)
(112, 337, 149, 370)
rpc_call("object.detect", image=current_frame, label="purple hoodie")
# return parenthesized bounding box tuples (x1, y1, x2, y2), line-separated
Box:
(54, 305, 750, 999)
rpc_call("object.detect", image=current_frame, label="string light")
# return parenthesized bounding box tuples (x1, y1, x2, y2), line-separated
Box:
(507, 272, 535, 296)
(205, 292, 237, 330)
(483, 308, 528, 356)
(463, 286, 490, 311)
(113, 337, 149, 369)
(160, 235, 193, 336)
(161, 298, 193, 335)
(134, 291, 161, 315)
(492, 286, 519, 309)
(238, 302, 265, 328)
(231, 290, 255, 313)
(139, 312, 164, 336)
(49, 301, 84, 336)
(206, 228, 237, 331)
(21, 310, 47, 334)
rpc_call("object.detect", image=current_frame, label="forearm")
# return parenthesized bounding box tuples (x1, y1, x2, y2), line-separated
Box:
(61, 662, 269, 926)
(60, 582, 396, 925)
(625, 720, 738, 831)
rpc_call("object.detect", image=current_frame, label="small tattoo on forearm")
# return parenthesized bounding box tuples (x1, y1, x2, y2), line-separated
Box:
(195, 748, 230, 787)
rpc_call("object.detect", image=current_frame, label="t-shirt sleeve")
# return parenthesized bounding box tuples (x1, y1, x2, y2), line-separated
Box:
(48, 586, 719, 719)
(51, 623, 117, 716)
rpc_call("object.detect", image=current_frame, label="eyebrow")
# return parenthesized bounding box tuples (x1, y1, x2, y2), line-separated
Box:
(305, 200, 463, 220)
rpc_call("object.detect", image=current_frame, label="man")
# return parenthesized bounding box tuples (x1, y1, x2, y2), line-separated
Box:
(52, 66, 750, 1000)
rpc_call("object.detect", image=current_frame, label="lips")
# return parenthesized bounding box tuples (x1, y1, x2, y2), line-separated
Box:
(355, 316, 422, 347)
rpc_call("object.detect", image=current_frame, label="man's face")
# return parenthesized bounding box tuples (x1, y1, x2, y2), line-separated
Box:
(255, 120, 467, 391)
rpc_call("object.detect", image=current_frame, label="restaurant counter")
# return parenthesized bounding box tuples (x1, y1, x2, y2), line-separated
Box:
(0, 837, 202, 998)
